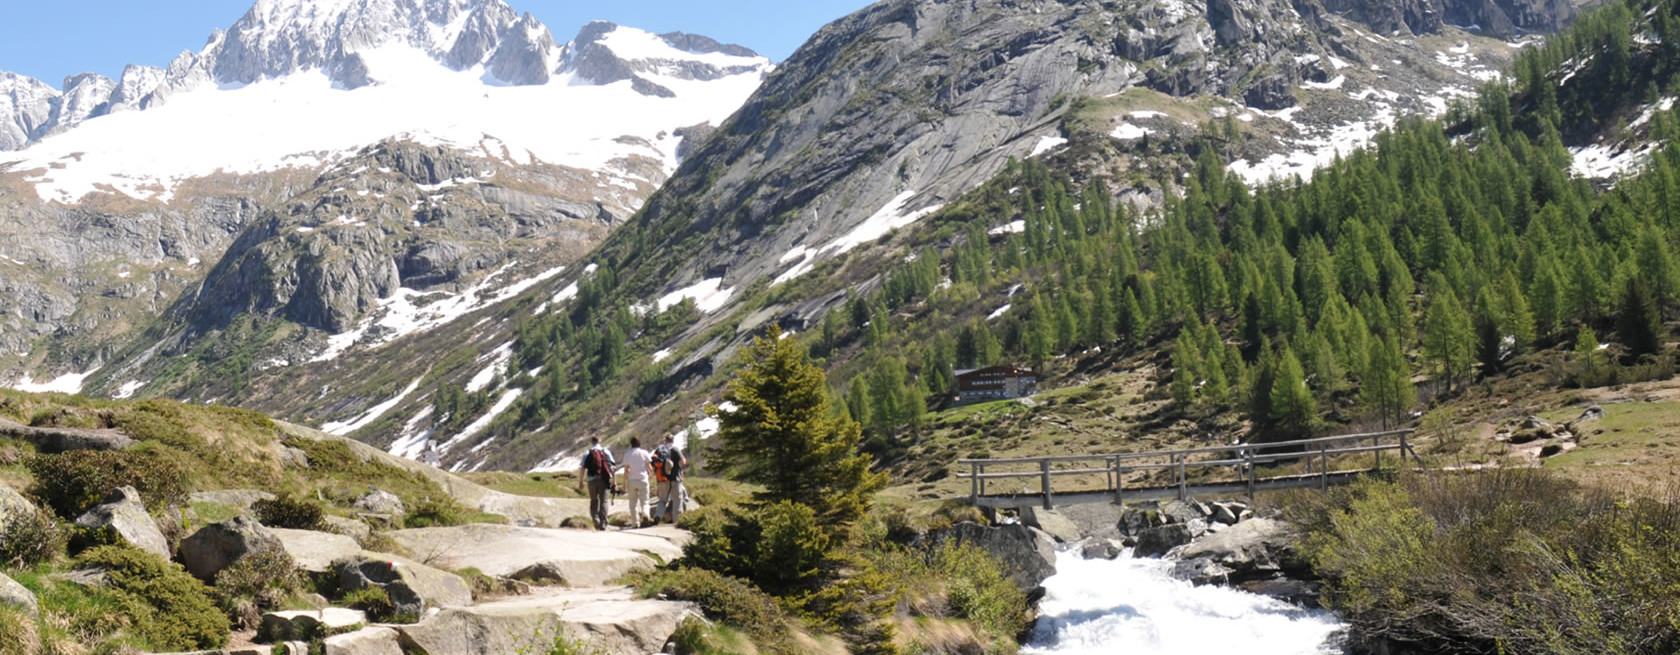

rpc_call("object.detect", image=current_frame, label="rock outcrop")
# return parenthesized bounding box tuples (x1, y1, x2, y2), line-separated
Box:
(270, 528, 365, 574)
(0, 482, 36, 534)
(333, 555, 473, 615)
(384, 524, 680, 587)
(260, 608, 368, 642)
(924, 522, 1057, 591)
(74, 486, 171, 559)
(180, 515, 285, 581)
(394, 588, 692, 655)
(323, 626, 404, 655)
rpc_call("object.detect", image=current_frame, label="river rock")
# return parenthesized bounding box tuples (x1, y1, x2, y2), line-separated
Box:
(1020, 506, 1083, 543)
(385, 524, 680, 587)
(0, 572, 38, 616)
(1576, 405, 1605, 423)
(333, 555, 473, 615)
(1117, 505, 1161, 537)
(1173, 518, 1299, 584)
(1210, 502, 1241, 525)
(394, 587, 692, 655)
(323, 626, 403, 655)
(180, 515, 285, 581)
(924, 522, 1057, 591)
(1159, 499, 1206, 525)
(322, 516, 373, 542)
(353, 490, 406, 517)
(1132, 523, 1194, 558)
(75, 486, 171, 560)
(1077, 537, 1122, 560)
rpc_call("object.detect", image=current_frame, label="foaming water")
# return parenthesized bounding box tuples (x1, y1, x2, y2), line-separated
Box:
(1023, 551, 1345, 655)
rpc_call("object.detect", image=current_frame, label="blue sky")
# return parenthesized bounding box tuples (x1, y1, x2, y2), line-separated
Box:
(0, 0, 870, 86)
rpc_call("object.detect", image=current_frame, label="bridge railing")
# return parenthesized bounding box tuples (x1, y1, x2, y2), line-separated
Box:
(956, 429, 1419, 508)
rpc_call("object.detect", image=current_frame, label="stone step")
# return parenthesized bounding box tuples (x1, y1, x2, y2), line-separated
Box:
(384, 524, 684, 587)
(394, 587, 693, 655)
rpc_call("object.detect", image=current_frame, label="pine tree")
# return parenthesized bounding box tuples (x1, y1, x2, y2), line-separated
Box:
(1574, 326, 1603, 381)
(712, 325, 887, 531)
(1171, 331, 1201, 408)
(1423, 282, 1474, 393)
(1267, 348, 1318, 442)
(1616, 275, 1664, 359)
(1361, 335, 1414, 429)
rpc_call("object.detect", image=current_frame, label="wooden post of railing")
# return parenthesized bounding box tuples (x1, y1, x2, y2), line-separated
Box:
(1319, 443, 1329, 491)
(1400, 431, 1419, 467)
(1176, 454, 1187, 501)
(969, 462, 979, 505)
(1245, 448, 1255, 502)
(1113, 456, 1125, 505)
(1372, 433, 1381, 471)
(1040, 459, 1053, 509)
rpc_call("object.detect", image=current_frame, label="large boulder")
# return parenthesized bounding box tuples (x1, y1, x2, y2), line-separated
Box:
(333, 555, 473, 615)
(384, 524, 679, 587)
(180, 515, 285, 581)
(1020, 507, 1083, 544)
(324, 626, 404, 655)
(924, 522, 1057, 591)
(1132, 523, 1194, 558)
(74, 486, 170, 559)
(0, 572, 38, 616)
(1172, 518, 1301, 584)
(352, 490, 406, 517)
(0, 482, 37, 534)
(271, 528, 365, 574)
(394, 588, 692, 655)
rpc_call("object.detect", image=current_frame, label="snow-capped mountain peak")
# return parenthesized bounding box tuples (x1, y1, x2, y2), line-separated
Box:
(0, 0, 771, 206)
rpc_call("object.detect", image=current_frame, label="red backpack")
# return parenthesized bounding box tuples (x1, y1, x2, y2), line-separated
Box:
(585, 448, 611, 478)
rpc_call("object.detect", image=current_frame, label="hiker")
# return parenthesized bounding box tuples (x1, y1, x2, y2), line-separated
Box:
(652, 434, 688, 523)
(577, 437, 617, 530)
(621, 436, 654, 528)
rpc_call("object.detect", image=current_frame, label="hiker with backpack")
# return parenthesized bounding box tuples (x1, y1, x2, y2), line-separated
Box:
(577, 436, 618, 530)
(652, 434, 688, 524)
(620, 437, 654, 528)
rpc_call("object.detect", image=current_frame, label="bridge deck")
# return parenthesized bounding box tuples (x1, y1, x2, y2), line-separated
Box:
(971, 469, 1374, 508)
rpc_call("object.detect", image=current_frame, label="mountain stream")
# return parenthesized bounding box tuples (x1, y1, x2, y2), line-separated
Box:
(1022, 551, 1346, 654)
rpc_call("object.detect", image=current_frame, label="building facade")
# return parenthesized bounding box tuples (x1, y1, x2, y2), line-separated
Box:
(954, 365, 1037, 405)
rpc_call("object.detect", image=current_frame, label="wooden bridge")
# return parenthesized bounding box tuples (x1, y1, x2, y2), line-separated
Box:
(958, 429, 1420, 509)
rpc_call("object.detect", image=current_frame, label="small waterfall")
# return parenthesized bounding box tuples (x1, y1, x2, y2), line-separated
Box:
(1023, 551, 1345, 655)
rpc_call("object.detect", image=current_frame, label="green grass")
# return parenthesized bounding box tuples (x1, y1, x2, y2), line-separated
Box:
(461, 472, 583, 499)
(1543, 400, 1680, 471)
(189, 501, 242, 525)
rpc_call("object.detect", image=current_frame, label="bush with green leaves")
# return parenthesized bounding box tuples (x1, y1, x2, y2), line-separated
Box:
(0, 606, 37, 655)
(0, 503, 66, 568)
(682, 501, 831, 597)
(1294, 470, 1680, 654)
(253, 494, 325, 530)
(341, 586, 414, 624)
(26, 448, 190, 518)
(636, 568, 794, 653)
(403, 496, 466, 528)
(214, 551, 306, 630)
(74, 545, 229, 651)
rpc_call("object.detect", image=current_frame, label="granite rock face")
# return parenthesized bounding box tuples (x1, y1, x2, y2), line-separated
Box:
(74, 486, 171, 560)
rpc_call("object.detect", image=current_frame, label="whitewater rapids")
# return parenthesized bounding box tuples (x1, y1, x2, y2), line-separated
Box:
(1023, 551, 1345, 654)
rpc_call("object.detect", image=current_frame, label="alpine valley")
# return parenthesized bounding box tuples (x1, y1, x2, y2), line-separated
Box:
(0, 0, 1594, 477)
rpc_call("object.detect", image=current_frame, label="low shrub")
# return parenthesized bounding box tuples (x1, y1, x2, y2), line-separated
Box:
(682, 502, 830, 596)
(75, 545, 229, 651)
(637, 568, 793, 651)
(402, 497, 466, 529)
(0, 504, 66, 567)
(1295, 470, 1680, 654)
(213, 551, 306, 630)
(253, 495, 325, 530)
(26, 448, 190, 518)
(342, 586, 410, 624)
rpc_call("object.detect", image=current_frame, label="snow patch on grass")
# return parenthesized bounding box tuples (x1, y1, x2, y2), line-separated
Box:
(1030, 136, 1068, 158)
(658, 277, 735, 313)
(466, 342, 514, 393)
(989, 220, 1026, 236)
(313, 262, 565, 362)
(113, 380, 144, 400)
(322, 375, 424, 436)
(1111, 123, 1152, 140)
(13, 369, 96, 394)
(438, 388, 522, 454)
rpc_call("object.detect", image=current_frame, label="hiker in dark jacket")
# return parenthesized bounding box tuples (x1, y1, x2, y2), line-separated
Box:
(577, 437, 617, 530)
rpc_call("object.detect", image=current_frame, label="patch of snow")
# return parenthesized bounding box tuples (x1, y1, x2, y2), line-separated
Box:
(437, 388, 522, 454)
(1129, 110, 1168, 119)
(1302, 75, 1345, 91)
(387, 406, 437, 460)
(653, 348, 673, 363)
(466, 342, 514, 392)
(322, 375, 424, 435)
(113, 380, 144, 400)
(1030, 136, 1068, 158)
(988, 304, 1013, 321)
(13, 369, 96, 394)
(1111, 123, 1152, 140)
(821, 190, 944, 255)
(1227, 107, 1396, 186)
(1571, 142, 1662, 180)
(529, 451, 582, 474)
(989, 220, 1027, 236)
(312, 262, 565, 362)
(657, 278, 735, 313)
